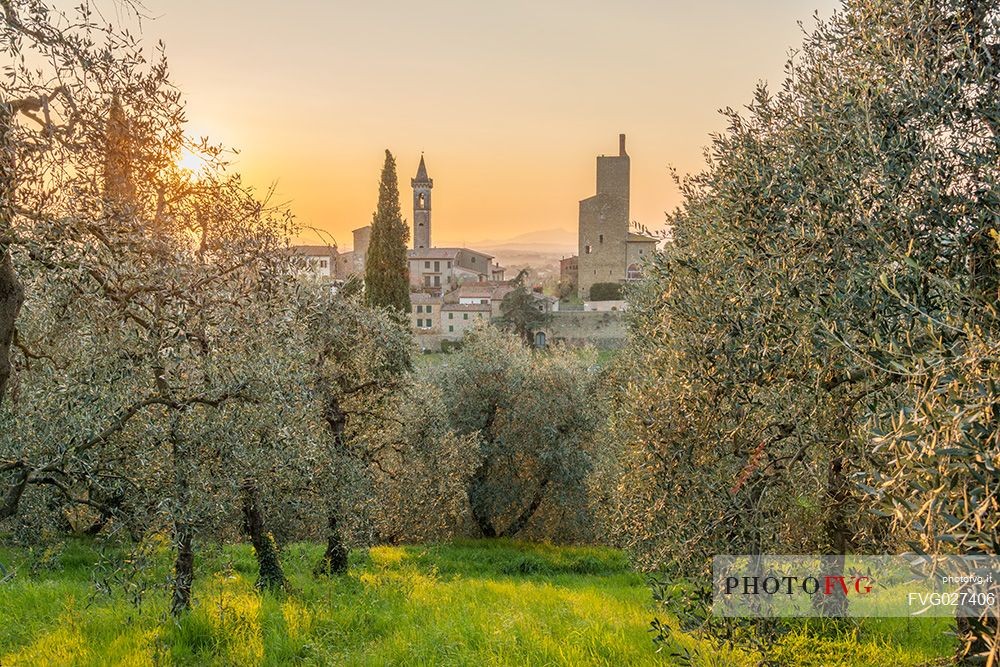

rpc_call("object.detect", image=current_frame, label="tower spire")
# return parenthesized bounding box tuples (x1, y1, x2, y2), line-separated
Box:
(414, 154, 429, 183)
(411, 155, 433, 250)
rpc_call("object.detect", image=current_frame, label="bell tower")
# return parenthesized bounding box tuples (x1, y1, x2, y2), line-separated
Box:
(411, 154, 433, 250)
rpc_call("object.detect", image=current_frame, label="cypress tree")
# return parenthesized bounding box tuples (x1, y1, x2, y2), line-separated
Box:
(364, 150, 411, 313)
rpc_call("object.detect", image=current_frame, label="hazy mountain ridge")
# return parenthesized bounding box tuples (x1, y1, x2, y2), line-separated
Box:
(465, 228, 576, 253)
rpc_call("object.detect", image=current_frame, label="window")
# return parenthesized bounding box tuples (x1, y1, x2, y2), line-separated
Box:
(599, 234, 604, 244)
(434, 261, 440, 271)
(585, 245, 592, 254)
(424, 276, 431, 286)
(638, 249, 644, 255)
(427, 306, 432, 313)
(425, 261, 430, 269)
(480, 299, 488, 304)
(471, 256, 476, 263)
(449, 313, 453, 320)
(463, 313, 468, 320)
(447, 261, 452, 268)
(319, 259, 328, 268)
(416, 318, 422, 327)
(448, 325, 454, 332)
(434, 276, 440, 286)
(418, 192, 426, 208)
(417, 305, 424, 313)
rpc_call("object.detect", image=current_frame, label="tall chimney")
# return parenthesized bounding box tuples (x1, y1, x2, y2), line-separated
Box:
(619, 133, 627, 157)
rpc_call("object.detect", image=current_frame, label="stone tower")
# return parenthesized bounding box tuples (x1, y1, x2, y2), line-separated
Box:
(411, 155, 433, 250)
(577, 134, 630, 299)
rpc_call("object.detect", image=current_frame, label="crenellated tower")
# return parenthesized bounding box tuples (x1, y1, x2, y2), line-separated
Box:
(577, 134, 631, 298)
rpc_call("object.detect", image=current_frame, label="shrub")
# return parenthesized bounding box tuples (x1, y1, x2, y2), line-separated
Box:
(588, 283, 621, 300)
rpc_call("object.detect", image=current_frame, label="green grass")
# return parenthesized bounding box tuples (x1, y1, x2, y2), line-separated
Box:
(413, 351, 453, 367)
(0, 539, 953, 666)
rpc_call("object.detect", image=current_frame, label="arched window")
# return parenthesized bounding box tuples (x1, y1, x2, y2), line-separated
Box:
(534, 331, 547, 348)
(417, 193, 426, 209)
(626, 263, 642, 281)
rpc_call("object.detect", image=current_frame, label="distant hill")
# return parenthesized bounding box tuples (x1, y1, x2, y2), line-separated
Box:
(468, 228, 576, 255)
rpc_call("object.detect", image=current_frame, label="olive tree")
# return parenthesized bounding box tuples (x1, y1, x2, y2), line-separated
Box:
(0, 0, 313, 614)
(434, 325, 598, 540)
(597, 0, 1000, 656)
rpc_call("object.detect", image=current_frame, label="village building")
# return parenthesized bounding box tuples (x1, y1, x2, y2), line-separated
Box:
(332, 226, 370, 279)
(290, 244, 338, 281)
(559, 256, 578, 295)
(410, 291, 444, 333)
(293, 141, 654, 350)
(440, 303, 492, 338)
(408, 247, 503, 290)
(568, 134, 657, 299)
(406, 155, 505, 290)
(445, 281, 515, 317)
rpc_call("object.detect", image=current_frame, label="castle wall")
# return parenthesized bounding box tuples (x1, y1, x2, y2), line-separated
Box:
(577, 193, 629, 298)
(596, 158, 629, 217)
(533, 311, 626, 349)
(577, 135, 632, 299)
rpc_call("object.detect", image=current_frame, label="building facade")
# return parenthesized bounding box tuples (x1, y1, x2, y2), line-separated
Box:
(559, 255, 578, 295)
(405, 156, 505, 291)
(290, 245, 338, 280)
(572, 134, 658, 299)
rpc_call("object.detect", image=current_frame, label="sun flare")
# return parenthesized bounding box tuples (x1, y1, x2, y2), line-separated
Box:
(177, 145, 210, 176)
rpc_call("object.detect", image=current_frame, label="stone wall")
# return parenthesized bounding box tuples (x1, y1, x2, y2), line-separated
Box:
(533, 310, 626, 349)
(577, 193, 628, 298)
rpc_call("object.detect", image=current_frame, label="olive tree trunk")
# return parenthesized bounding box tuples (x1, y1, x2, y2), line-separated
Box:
(168, 415, 195, 616)
(314, 513, 349, 576)
(0, 100, 23, 410)
(467, 461, 498, 538)
(315, 394, 350, 576)
(241, 479, 285, 591)
(170, 521, 194, 615)
(499, 476, 550, 538)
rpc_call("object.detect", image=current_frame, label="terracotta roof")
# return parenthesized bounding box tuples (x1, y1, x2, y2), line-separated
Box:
(410, 292, 443, 303)
(408, 248, 461, 259)
(408, 247, 495, 260)
(455, 286, 495, 298)
(291, 244, 337, 255)
(456, 280, 505, 288)
(441, 303, 492, 312)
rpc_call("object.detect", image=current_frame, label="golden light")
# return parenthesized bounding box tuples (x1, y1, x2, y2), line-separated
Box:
(177, 145, 210, 178)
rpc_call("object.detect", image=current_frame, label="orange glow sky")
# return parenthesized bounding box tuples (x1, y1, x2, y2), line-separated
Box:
(90, 0, 839, 248)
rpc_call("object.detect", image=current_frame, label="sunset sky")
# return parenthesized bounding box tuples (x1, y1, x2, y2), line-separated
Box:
(102, 0, 839, 248)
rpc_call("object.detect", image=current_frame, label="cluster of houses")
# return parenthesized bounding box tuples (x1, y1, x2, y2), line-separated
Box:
(294, 135, 657, 349)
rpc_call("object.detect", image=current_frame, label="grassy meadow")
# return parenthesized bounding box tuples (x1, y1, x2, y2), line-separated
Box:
(0, 539, 954, 666)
